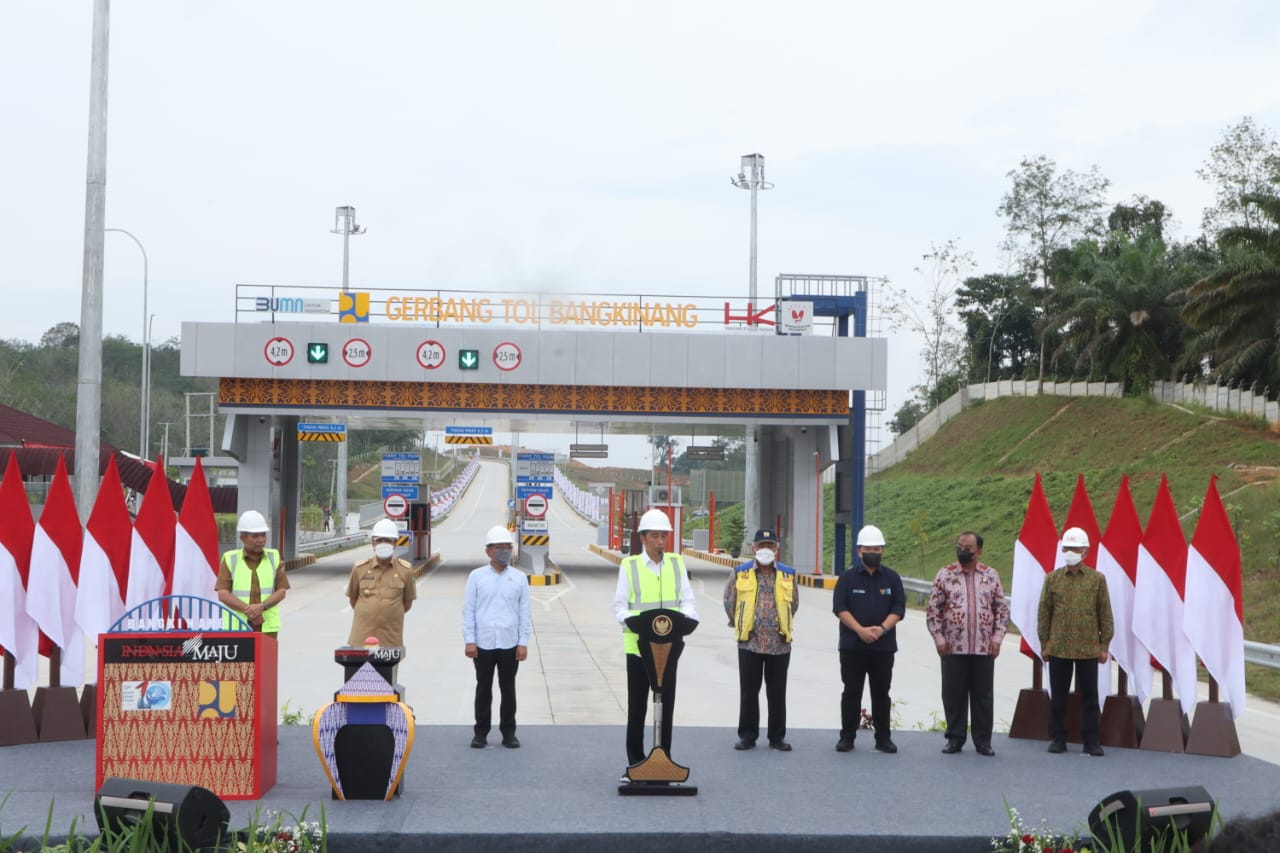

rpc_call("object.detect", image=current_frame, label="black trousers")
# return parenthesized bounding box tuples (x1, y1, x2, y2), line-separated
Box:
(473, 647, 519, 739)
(626, 653, 677, 765)
(1048, 656, 1100, 744)
(737, 649, 790, 744)
(940, 654, 995, 746)
(839, 649, 894, 742)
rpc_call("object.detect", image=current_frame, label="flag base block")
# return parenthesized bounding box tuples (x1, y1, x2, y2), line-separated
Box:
(80, 683, 97, 733)
(1186, 701, 1240, 758)
(0, 689, 38, 745)
(1139, 698, 1187, 753)
(1099, 694, 1143, 749)
(33, 686, 87, 742)
(1008, 688, 1050, 740)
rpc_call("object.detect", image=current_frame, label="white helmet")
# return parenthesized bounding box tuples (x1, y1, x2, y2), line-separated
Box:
(485, 525, 515, 546)
(856, 525, 886, 547)
(237, 510, 270, 534)
(1062, 527, 1090, 549)
(371, 519, 400, 540)
(638, 509, 674, 533)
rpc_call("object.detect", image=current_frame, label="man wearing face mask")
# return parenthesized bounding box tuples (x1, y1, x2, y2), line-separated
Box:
(724, 529, 799, 751)
(346, 518, 418, 648)
(926, 531, 1009, 756)
(462, 526, 531, 749)
(1037, 526, 1113, 757)
(832, 525, 906, 754)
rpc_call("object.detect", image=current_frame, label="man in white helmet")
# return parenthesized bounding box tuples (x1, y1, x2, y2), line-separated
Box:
(216, 510, 289, 636)
(462, 525, 531, 749)
(345, 518, 417, 648)
(1038, 526, 1113, 757)
(613, 508, 699, 766)
(832, 524, 906, 754)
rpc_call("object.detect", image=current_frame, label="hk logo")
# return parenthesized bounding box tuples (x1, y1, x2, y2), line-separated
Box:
(723, 302, 776, 327)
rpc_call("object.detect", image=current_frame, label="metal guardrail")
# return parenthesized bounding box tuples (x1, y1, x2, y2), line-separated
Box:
(897, 577, 1280, 670)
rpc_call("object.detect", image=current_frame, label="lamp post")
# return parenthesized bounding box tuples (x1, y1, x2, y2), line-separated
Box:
(730, 154, 774, 542)
(330, 206, 366, 535)
(106, 228, 149, 459)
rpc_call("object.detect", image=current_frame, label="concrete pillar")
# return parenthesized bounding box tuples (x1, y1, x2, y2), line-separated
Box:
(790, 428, 823, 573)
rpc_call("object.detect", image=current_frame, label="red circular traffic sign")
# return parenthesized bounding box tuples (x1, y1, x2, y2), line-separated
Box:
(523, 494, 548, 518)
(493, 341, 522, 372)
(417, 340, 446, 370)
(343, 338, 372, 368)
(383, 494, 409, 518)
(264, 336, 294, 366)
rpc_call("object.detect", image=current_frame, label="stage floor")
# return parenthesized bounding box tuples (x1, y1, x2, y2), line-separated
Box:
(3, 726, 1279, 852)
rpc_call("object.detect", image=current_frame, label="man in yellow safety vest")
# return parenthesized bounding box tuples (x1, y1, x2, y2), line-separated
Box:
(216, 510, 289, 635)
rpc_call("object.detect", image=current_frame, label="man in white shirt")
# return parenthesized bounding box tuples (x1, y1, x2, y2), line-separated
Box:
(463, 525, 532, 749)
(613, 509, 699, 766)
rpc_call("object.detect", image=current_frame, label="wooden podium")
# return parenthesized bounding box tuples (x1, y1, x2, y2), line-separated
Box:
(619, 608, 698, 796)
(95, 631, 278, 800)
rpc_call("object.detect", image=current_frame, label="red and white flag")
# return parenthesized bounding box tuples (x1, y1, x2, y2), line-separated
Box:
(124, 458, 175, 624)
(1010, 472, 1058, 661)
(172, 458, 220, 617)
(25, 456, 84, 686)
(1097, 474, 1153, 704)
(1053, 474, 1110, 700)
(1184, 476, 1245, 719)
(1132, 475, 1198, 714)
(76, 455, 132, 644)
(0, 451, 39, 688)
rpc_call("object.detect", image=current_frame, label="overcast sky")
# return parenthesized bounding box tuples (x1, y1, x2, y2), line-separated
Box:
(3, 2, 1279, 467)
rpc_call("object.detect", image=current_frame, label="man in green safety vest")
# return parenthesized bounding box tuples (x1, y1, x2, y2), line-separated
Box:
(613, 508, 699, 766)
(216, 510, 289, 636)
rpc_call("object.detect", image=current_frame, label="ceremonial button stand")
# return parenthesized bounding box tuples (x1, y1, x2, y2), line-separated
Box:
(95, 596, 278, 800)
(313, 644, 415, 800)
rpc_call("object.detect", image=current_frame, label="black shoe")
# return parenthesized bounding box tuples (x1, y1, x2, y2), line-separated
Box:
(734, 739, 757, 750)
(502, 736, 521, 749)
(874, 740, 898, 754)
(835, 738, 855, 752)
(975, 744, 995, 756)
(768, 739, 792, 752)
(1083, 742, 1104, 757)
(470, 736, 487, 749)
(941, 741, 963, 754)
(1047, 740, 1067, 753)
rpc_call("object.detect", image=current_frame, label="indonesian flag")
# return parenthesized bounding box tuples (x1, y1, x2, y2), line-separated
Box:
(25, 457, 84, 686)
(1010, 472, 1058, 661)
(1184, 476, 1245, 719)
(124, 458, 175, 624)
(171, 458, 220, 619)
(0, 451, 39, 688)
(1097, 475, 1153, 703)
(1132, 475, 1198, 715)
(1053, 474, 1109, 700)
(76, 455, 131, 644)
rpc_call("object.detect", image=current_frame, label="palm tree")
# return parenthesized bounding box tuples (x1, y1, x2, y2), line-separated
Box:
(1043, 232, 1184, 393)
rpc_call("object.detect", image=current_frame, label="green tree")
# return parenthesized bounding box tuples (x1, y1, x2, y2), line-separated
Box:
(888, 399, 926, 436)
(1180, 192, 1280, 387)
(955, 272, 1038, 383)
(885, 239, 973, 404)
(1197, 116, 1280, 237)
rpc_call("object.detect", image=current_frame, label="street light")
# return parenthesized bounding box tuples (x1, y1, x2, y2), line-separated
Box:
(730, 154, 774, 540)
(330, 205, 366, 534)
(106, 227, 150, 459)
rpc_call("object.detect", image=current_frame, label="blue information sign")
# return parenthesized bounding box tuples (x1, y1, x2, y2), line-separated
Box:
(382, 485, 420, 501)
(445, 426, 493, 435)
(298, 423, 347, 433)
(517, 485, 553, 501)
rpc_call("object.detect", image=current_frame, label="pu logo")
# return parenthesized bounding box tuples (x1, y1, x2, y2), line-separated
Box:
(197, 680, 238, 719)
(791, 308, 805, 322)
(339, 292, 370, 323)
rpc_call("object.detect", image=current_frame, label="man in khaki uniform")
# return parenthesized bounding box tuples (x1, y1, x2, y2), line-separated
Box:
(346, 519, 417, 647)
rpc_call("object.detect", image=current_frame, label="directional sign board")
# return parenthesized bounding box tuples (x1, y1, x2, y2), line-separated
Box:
(381, 452, 421, 484)
(523, 493, 549, 518)
(383, 494, 409, 518)
(381, 484, 420, 502)
(516, 453, 554, 483)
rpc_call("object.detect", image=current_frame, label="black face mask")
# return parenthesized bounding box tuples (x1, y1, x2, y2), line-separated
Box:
(956, 548, 976, 565)
(861, 552, 882, 568)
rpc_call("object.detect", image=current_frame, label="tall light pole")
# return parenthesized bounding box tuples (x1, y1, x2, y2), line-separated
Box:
(730, 154, 774, 544)
(106, 228, 149, 459)
(331, 206, 366, 535)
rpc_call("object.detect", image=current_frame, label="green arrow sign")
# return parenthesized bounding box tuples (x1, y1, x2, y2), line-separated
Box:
(307, 342, 329, 364)
(459, 349, 479, 369)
